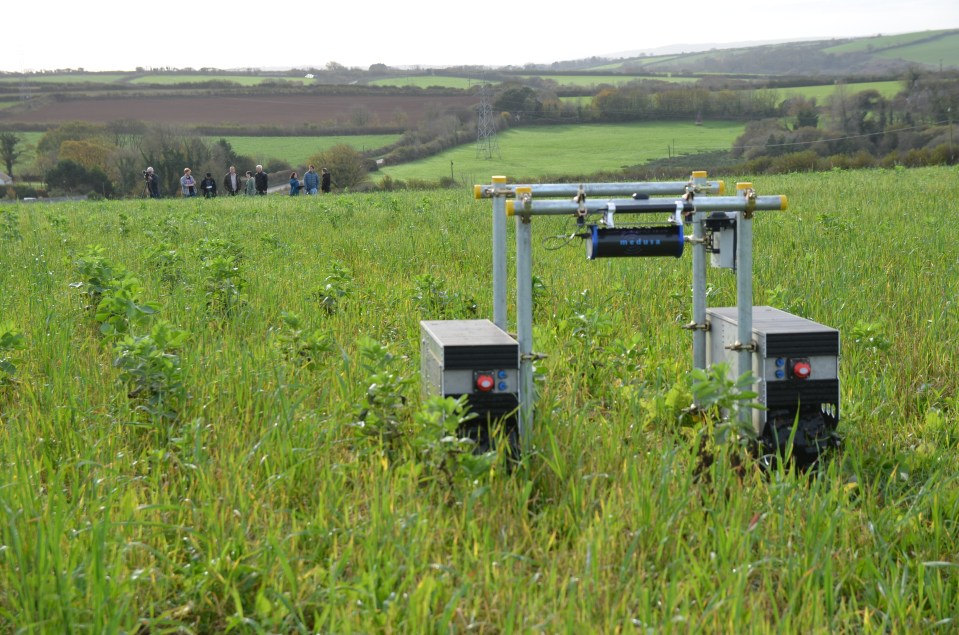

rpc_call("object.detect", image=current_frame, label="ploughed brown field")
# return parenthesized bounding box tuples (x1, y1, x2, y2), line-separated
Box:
(2, 94, 479, 126)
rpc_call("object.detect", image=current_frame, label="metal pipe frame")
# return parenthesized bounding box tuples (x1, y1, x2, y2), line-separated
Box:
(477, 172, 782, 450)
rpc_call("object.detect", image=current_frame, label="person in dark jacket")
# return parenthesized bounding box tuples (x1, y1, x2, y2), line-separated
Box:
(289, 171, 301, 196)
(145, 166, 161, 198)
(222, 166, 241, 196)
(320, 167, 331, 194)
(254, 164, 268, 195)
(200, 172, 217, 198)
(303, 165, 319, 195)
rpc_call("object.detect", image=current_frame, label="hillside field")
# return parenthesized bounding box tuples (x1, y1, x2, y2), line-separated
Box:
(0, 166, 956, 631)
(379, 120, 745, 183)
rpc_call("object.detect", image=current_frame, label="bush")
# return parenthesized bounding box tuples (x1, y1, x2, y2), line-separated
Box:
(5, 184, 40, 199)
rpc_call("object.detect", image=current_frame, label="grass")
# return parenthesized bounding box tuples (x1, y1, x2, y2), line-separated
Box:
(370, 76, 482, 89)
(822, 29, 957, 54)
(379, 120, 745, 183)
(0, 166, 956, 631)
(778, 80, 904, 102)
(210, 134, 403, 166)
(0, 73, 129, 84)
(874, 32, 959, 67)
(130, 74, 313, 86)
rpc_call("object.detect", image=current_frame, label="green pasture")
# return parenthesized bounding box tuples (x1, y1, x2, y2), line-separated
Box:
(875, 32, 959, 67)
(822, 29, 956, 54)
(0, 166, 957, 632)
(515, 75, 698, 86)
(369, 76, 483, 89)
(588, 55, 684, 70)
(0, 73, 128, 84)
(130, 74, 312, 86)
(215, 134, 402, 166)
(379, 120, 744, 183)
(779, 80, 904, 103)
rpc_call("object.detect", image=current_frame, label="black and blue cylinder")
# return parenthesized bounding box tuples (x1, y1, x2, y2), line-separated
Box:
(586, 224, 684, 259)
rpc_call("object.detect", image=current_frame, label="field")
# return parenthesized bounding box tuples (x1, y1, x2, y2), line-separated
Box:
(130, 75, 312, 86)
(379, 120, 745, 183)
(0, 94, 478, 127)
(1, 166, 956, 631)
(207, 134, 402, 167)
(822, 29, 956, 54)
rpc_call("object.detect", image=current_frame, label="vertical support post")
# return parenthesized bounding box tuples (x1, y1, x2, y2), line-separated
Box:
(690, 171, 708, 372)
(735, 183, 755, 426)
(491, 176, 508, 330)
(515, 210, 534, 451)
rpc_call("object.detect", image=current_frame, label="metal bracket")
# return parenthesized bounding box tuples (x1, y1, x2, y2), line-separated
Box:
(603, 201, 616, 228)
(682, 322, 710, 331)
(725, 340, 757, 352)
(521, 352, 548, 361)
(742, 188, 757, 219)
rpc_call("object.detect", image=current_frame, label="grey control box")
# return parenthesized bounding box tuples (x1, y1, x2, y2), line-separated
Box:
(706, 306, 840, 438)
(420, 319, 519, 451)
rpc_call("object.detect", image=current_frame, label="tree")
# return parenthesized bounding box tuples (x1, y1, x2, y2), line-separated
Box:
(0, 132, 24, 179)
(46, 160, 115, 197)
(308, 144, 369, 191)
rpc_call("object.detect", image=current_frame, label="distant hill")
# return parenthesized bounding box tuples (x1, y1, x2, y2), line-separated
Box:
(583, 29, 959, 76)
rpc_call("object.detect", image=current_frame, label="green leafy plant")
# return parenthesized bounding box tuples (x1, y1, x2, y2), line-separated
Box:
(314, 261, 355, 314)
(0, 323, 26, 386)
(272, 311, 334, 370)
(2, 209, 22, 241)
(145, 242, 183, 287)
(71, 245, 125, 309)
(94, 274, 160, 337)
(202, 255, 245, 316)
(113, 320, 189, 422)
(351, 337, 413, 458)
(410, 396, 495, 496)
(413, 273, 477, 319)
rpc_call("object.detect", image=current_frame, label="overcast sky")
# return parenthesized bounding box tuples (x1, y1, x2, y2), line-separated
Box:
(5, 0, 958, 72)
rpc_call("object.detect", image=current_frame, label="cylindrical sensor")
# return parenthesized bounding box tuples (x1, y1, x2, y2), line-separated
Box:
(586, 224, 684, 259)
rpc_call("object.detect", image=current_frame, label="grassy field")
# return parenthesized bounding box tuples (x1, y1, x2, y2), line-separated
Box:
(211, 134, 403, 166)
(370, 76, 483, 89)
(779, 80, 904, 102)
(379, 120, 745, 183)
(0, 73, 129, 84)
(822, 29, 956, 54)
(131, 75, 312, 86)
(0, 166, 956, 632)
(875, 32, 959, 67)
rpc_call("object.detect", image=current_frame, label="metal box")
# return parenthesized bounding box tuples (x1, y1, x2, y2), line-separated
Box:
(420, 319, 519, 451)
(706, 306, 840, 459)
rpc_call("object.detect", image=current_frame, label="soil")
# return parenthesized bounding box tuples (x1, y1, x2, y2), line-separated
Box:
(1, 93, 478, 127)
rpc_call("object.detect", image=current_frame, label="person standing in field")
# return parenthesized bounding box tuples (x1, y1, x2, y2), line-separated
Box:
(289, 171, 301, 196)
(303, 165, 319, 195)
(254, 164, 268, 195)
(222, 166, 241, 196)
(145, 166, 161, 198)
(180, 168, 197, 197)
(320, 167, 331, 194)
(244, 170, 256, 196)
(200, 172, 218, 198)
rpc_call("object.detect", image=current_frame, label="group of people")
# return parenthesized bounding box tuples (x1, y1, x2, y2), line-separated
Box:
(288, 165, 331, 196)
(144, 164, 330, 199)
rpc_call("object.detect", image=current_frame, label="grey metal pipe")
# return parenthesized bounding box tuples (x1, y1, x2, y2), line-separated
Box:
(735, 189, 755, 427)
(491, 176, 508, 330)
(507, 195, 787, 217)
(475, 180, 724, 199)
(516, 215, 534, 452)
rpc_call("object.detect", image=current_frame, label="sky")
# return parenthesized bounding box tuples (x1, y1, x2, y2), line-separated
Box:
(4, 0, 958, 72)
